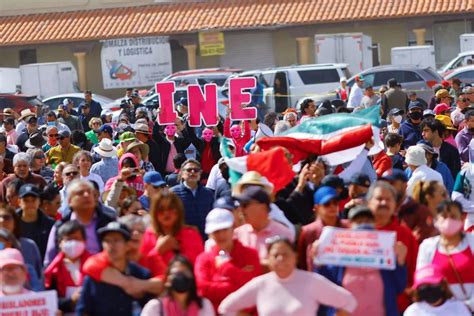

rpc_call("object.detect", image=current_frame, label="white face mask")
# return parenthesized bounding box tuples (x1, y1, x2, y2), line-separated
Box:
(2, 284, 23, 294)
(393, 115, 403, 124)
(61, 240, 86, 259)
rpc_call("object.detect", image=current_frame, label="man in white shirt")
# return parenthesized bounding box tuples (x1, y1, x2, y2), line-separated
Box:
(405, 145, 443, 196)
(347, 75, 365, 109)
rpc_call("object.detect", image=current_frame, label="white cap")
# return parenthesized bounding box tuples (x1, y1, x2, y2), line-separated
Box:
(62, 98, 71, 106)
(339, 77, 347, 83)
(405, 145, 427, 166)
(205, 208, 234, 234)
(423, 109, 435, 117)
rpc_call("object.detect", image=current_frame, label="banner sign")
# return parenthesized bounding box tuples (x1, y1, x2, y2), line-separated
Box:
(314, 227, 396, 270)
(0, 290, 58, 316)
(199, 32, 225, 56)
(101, 36, 172, 89)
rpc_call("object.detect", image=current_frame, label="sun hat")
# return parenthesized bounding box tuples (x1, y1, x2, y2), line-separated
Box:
(93, 138, 117, 158)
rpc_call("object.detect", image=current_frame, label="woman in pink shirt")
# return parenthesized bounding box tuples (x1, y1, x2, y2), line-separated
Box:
(218, 237, 357, 316)
(140, 191, 204, 265)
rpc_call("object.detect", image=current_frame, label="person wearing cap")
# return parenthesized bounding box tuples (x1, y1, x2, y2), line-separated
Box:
(423, 109, 436, 119)
(366, 181, 419, 312)
(15, 111, 38, 152)
(0, 248, 33, 296)
(58, 104, 83, 132)
(385, 78, 409, 115)
(194, 208, 261, 310)
(399, 101, 424, 149)
(434, 103, 451, 116)
(416, 201, 474, 311)
(435, 114, 458, 149)
(79, 101, 94, 132)
(171, 159, 214, 237)
(46, 129, 80, 166)
(405, 145, 443, 196)
(297, 186, 349, 271)
(135, 122, 161, 171)
(435, 88, 453, 108)
(335, 77, 350, 102)
(76, 221, 153, 315)
(16, 183, 55, 259)
(312, 205, 408, 316)
(79, 90, 103, 118)
(233, 186, 294, 266)
(0, 153, 47, 201)
(117, 131, 136, 158)
(90, 138, 119, 184)
(126, 140, 155, 172)
(347, 75, 365, 108)
(387, 108, 404, 134)
(420, 118, 460, 178)
(3, 117, 17, 146)
(139, 171, 166, 212)
(455, 110, 474, 163)
(405, 264, 471, 316)
(415, 141, 454, 194)
(342, 173, 371, 214)
(62, 98, 79, 116)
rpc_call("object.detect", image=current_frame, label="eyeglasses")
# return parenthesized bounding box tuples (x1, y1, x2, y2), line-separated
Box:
(64, 171, 79, 177)
(34, 155, 45, 159)
(184, 168, 201, 173)
(48, 134, 59, 138)
(0, 214, 13, 221)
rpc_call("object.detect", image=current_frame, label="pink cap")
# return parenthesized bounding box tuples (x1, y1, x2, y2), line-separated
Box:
(412, 264, 444, 289)
(434, 103, 451, 115)
(0, 248, 25, 269)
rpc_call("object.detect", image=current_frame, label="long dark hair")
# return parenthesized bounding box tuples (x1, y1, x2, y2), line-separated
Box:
(165, 255, 203, 308)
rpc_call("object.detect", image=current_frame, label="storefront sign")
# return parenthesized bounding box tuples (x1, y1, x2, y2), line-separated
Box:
(314, 227, 396, 270)
(199, 32, 225, 56)
(101, 36, 172, 89)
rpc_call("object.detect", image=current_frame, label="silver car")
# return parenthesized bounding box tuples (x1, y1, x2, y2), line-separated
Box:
(347, 65, 443, 103)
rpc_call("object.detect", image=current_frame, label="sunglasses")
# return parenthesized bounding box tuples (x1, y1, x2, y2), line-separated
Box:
(65, 171, 79, 177)
(184, 167, 201, 173)
(34, 155, 45, 159)
(48, 134, 59, 138)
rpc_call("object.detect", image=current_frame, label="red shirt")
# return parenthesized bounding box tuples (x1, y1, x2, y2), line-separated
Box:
(194, 240, 262, 310)
(140, 226, 204, 265)
(201, 142, 215, 174)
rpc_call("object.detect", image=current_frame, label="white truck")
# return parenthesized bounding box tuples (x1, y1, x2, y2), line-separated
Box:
(0, 68, 21, 93)
(391, 45, 436, 69)
(20, 61, 79, 99)
(315, 33, 373, 76)
(460, 34, 474, 53)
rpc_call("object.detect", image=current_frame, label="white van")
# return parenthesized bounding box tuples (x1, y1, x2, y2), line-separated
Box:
(218, 63, 350, 116)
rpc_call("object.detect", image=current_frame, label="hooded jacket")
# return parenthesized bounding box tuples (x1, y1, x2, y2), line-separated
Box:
(104, 153, 144, 196)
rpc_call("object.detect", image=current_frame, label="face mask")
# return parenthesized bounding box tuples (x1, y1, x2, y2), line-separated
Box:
(47, 122, 56, 126)
(409, 112, 422, 121)
(61, 240, 86, 259)
(164, 125, 177, 137)
(434, 218, 463, 236)
(170, 272, 194, 293)
(393, 115, 403, 124)
(202, 131, 213, 142)
(230, 125, 242, 139)
(354, 223, 375, 230)
(418, 285, 445, 305)
(2, 284, 23, 294)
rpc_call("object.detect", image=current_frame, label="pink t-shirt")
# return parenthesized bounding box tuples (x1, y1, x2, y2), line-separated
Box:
(342, 267, 384, 316)
(234, 220, 295, 259)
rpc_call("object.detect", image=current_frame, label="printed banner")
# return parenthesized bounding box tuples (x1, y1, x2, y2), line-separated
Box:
(101, 36, 172, 89)
(314, 227, 396, 270)
(0, 290, 58, 316)
(199, 32, 225, 56)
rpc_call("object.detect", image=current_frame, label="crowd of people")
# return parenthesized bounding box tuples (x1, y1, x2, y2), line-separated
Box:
(0, 78, 473, 316)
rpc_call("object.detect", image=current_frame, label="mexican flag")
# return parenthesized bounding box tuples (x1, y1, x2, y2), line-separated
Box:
(256, 106, 383, 166)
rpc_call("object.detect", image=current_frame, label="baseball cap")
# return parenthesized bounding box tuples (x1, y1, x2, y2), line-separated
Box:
(405, 145, 427, 166)
(321, 175, 344, 189)
(380, 169, 408, 182)
(313, 186, 338, 205)
(131, 92, 140, 98)
(348, 173, 371, 187)
(433, 103, 451, 115)
(143, 171, 166, 187)
(59, 130, 71, 138)
(98, 222, 131, 241)
(348, 205, 374, 221)
(18, 184, 40, 199)
(435, 89, 452, 99)
(408, 101, 423, 111)
(355, 75, 365, 82)
(412, 264, 444, 289)
(234, 186, 271, 206)
(388, 108, 404, 116)
(423, 109, 435, 117)
(98, 124, 113, 135)
(417, 140, 436, 155)
(205, 208, 234, 234)
(0, 248, 25, 269)
(62, 98, 72, 106)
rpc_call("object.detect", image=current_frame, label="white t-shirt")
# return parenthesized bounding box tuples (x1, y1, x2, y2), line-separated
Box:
(404, 299, 471, 316)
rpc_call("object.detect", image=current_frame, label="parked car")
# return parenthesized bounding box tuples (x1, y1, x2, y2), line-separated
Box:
(42, 93, 115, 112)
(218, 63, 351, 116)
(346, 65, 443, 103)
(443, 65, 474, 85)
(0, 94, 43, 114)
(438, 51, 474, 76)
